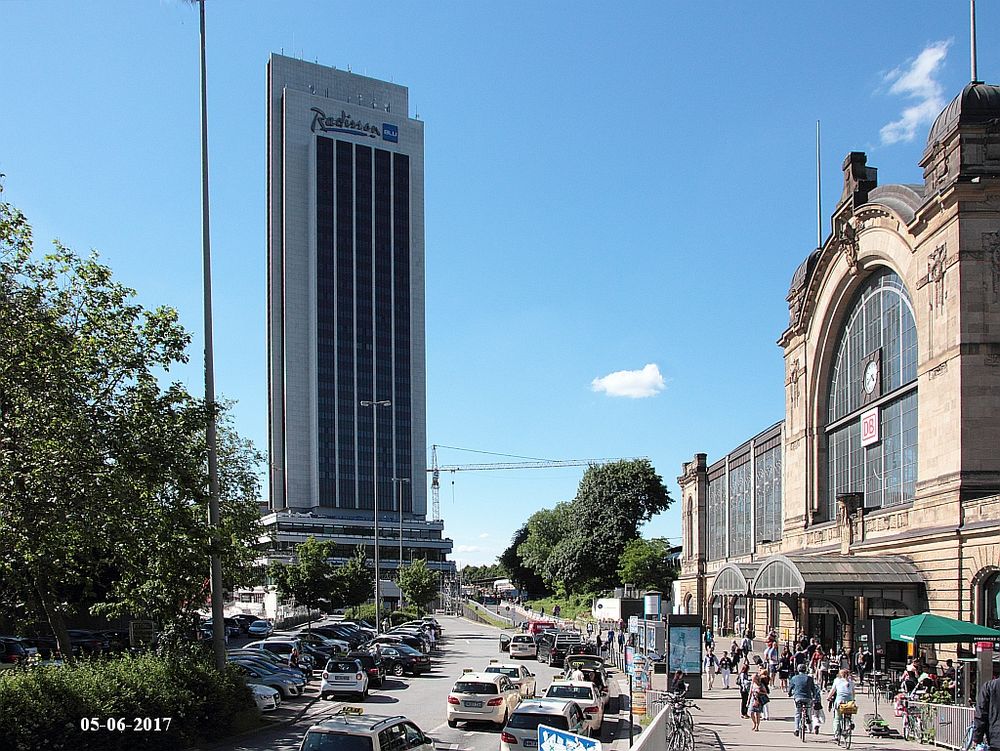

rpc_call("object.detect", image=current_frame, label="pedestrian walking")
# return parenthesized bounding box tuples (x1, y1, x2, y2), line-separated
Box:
(737, 663, 752, 719)
(741, 633, 753, 661)
(705, 628, 714, 650)
(749, 673, 767, 731)
(704, 648, 719, 690)
(778, 647, 792, 690)
(973, 673, 1000, 751)
(760, 668, 772, 720)
(731, 638, 742, 663)
(719, 651, 733, 689)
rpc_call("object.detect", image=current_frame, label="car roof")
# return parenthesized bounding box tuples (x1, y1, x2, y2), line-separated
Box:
(454, 672, 504, 683)
(308, 714, 408, 735)
(486, 663, 523, 670)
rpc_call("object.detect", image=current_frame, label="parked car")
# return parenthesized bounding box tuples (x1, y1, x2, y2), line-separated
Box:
(509, 634, 537, 659)
(347, 650, 386, 687)
(446, 671, 522, 729)
(231, 614, 260, 634)
(314, 625, 367, 649)
(0, 638, 29, 668)
(525, 620, 556, 636)
(298, 712, 434, 751)
(243, 639, 316, 675)
(247, 620, 274, 638)
(227, 651, 308, 684)
(248, 683, 281, 712)
(371, 634, 426, 654)
(372, 643, 431, 676)
(94, 629, 131, 654)
(563, 655, 610, 706)
(296, 631, 349, 655)
(500, 698, 587, 751)
(230, 660, 302, 700)
(484, 661, 536, 697)
(535, 631, 582, 666)
(320, 657, 368, 700)
(202, 619, 241, 639)
(543, 680, 604, 736)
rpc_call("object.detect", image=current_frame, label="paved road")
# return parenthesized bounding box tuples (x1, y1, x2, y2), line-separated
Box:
(205, 615, 626, 751)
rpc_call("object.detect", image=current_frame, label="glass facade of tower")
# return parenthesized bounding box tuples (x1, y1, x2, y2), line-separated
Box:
(315, 136, 412, 512)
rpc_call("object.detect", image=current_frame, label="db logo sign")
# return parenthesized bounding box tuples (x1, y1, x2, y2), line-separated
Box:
(860, 407, 880, 446)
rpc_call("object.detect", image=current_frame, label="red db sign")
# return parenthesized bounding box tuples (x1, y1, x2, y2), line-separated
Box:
(860, 407, 880, 447)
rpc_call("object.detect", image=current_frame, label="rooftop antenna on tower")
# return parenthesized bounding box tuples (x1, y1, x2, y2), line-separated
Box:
(816, 120, 823, 248)
(971, 0, 979, 82)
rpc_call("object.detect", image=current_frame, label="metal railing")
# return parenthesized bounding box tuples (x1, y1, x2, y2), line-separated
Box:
(646, 689, 670, 718)
(909, 701, 975, 750)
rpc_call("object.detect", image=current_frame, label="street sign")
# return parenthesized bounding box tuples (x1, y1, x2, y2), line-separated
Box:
(129, 620, 156, 647)
(538, 723, 602, 751)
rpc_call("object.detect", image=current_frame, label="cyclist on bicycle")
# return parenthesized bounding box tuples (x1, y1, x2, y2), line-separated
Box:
(789, 663, 817, 736)
(828, 668, 856, 738)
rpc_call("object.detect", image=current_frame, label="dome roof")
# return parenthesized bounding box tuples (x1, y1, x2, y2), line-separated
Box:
(926, 81, 1000, 147)
(787, 247, 821, 300)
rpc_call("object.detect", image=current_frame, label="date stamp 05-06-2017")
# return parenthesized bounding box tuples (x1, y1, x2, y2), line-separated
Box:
(79, 717, 173, 733)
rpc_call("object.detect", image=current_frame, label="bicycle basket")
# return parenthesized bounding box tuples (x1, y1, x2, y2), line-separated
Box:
(838, 701, 858, 715)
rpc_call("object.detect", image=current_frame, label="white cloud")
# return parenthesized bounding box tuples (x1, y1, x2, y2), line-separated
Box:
(478, 533, 490, 539)
(591, 363, 665, 399)
(879, 40, 951, 145)
(456, 545, 481, 554)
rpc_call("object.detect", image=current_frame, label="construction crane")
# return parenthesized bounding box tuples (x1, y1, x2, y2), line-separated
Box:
(427, 444, 647, 521)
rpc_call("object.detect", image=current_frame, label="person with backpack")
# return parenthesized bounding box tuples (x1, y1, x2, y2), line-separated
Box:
(704, 648, 720, 690)
(741, 633, 753, 661)
(974, 674, 1000, 751)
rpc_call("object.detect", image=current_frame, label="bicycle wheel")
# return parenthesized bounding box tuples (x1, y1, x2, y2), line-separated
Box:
(903, 716, 913, 742)
(843, 724, 852, 750)
(800, 708, 809, 743)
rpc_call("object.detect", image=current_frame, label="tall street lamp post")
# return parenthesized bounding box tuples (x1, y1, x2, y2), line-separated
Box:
(392, 477, 411, 572)
(361, 399, 391, 631)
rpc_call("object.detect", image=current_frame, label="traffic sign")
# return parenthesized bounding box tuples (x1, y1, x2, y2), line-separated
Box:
(538, 724, 602, 751)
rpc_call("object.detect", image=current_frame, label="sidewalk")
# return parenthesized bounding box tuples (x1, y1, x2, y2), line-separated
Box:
(689, 681, 915, 751)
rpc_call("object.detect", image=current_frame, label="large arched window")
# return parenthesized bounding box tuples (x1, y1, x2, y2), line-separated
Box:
(826, 268, 917, 518)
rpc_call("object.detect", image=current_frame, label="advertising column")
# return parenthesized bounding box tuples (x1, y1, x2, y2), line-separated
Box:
(666, 614, 703, 698)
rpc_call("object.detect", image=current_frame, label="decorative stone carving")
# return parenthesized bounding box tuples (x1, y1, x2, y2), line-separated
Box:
(929, 361, 949, 380)
(786, 359, 802, 408)
(928, 244, 948, 310)
(984, 232, 1000, 300)
(835, 220, 859, 274)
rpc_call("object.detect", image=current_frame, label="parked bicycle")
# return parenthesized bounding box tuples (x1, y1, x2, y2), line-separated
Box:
(664, 690, 699, 751)
(899, 696, 925, 742)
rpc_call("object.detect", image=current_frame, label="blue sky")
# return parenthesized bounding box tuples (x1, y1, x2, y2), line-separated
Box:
(2, 1, 996, 567)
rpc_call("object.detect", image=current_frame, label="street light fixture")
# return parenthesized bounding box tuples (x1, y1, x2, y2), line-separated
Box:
(392, 477, 411, 572)
(361, 399, 391, 632)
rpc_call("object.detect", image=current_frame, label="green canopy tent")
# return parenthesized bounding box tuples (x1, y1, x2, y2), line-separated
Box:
(890, 612, 1000, 644)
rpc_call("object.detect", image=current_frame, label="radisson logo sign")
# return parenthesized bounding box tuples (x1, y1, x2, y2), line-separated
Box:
(311, 107, 396, 141)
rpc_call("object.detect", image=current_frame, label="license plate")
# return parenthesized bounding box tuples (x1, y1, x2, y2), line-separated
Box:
(524, 741, 537, 747)
(335, 676, 349, 681)
(464, 701, 483, 708)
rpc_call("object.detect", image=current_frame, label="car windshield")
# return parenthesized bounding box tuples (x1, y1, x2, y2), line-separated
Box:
(546, 685, 593, 700)
(301, 731, 374, 751)
(486, 667, 520, 679)
(453, 681, 498, 695)
(394, 644, 421, 656)
(512, 636, 533, 643)
(506, 714, 567, 731)
(251, 621, 269, 627)
(326, 662, 359, 674)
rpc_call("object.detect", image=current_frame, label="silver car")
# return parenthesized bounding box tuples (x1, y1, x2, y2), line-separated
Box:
(500, 699, 587, 751)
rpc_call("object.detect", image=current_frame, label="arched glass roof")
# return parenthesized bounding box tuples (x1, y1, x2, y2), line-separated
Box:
(710, 563, 759, 597)
(751, 554, 923, 596)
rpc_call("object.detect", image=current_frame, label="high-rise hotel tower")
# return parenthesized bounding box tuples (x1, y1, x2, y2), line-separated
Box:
(267, 54, 427, 519)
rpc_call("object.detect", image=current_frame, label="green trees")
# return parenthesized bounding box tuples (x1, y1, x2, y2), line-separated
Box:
(459, 562, 506, 584)
(498, 524, 550, 597)
(617, 537, 678, 594)
(0, 193, 262, 658)
(269, 541, 374, 630)
(398, 559, 438, 613)
(513, 459, 672, 594)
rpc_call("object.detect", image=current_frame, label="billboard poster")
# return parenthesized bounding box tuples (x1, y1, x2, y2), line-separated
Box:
(668, 625, 702, 674)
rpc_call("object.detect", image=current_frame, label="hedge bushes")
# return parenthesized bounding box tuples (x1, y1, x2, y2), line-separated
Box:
(0, 649, 258, 751)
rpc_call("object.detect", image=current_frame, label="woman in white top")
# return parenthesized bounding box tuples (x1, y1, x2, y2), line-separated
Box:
(827, 668, 856, 738)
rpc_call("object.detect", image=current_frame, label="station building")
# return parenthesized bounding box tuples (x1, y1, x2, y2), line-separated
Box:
(677, 80, 1000, 656)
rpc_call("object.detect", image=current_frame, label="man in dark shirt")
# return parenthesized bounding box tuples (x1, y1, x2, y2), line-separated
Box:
(788, 664, 817, 736)
(974, 676, 1000, 751)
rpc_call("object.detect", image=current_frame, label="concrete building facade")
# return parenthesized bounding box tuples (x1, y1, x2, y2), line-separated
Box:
(677, 81, 1000, 657)
(267, 54, 427, 517)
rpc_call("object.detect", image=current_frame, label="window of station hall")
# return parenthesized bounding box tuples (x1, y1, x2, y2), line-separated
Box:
(825, 267, 917, 518)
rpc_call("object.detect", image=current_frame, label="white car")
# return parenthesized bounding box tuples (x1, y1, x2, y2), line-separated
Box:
(248, 683, 281, 712)
(509, 634, 537, 659)
(320, 657, 369, 700)
(485, 661, 537, 697)
(447, 671, 522, 728)
(543, 681, 604, 736)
